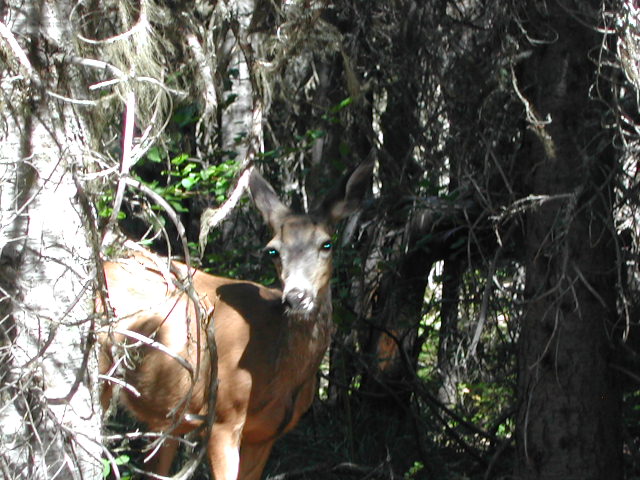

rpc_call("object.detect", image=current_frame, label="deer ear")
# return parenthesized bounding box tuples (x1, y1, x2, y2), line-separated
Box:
(249, 169, 291, 230)
(317, 162, 374, 224)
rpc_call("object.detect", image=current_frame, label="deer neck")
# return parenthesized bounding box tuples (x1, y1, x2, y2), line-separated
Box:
(280, 286, 334, 373)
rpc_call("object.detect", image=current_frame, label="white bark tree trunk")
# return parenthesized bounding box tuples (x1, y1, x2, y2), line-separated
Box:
(0, 1, 102, 478)
(219, 0, 263, 162)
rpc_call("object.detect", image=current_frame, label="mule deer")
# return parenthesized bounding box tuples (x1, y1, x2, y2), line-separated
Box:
(99, 163, 372, 480)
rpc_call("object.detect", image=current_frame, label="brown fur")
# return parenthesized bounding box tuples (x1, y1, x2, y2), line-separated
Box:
(99, 255, 330, 479)
(99, 165, 372, 479)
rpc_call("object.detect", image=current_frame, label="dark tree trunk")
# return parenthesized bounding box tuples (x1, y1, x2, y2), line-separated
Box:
(437, 257, 464, 405)
(516, 3, 622, 478)
(359, 1, 429, 397)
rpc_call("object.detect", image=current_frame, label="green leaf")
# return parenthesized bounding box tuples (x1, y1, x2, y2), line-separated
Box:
(330, 97, 353, 113)
(181, 176, 196, 189)
(115, 455, 130, 466)
(146, 147, 163, 163)
(200, 167, 213, 181)
(171, 153, 189, 165)
(338, 97, 353, 109)
(307, 129, 326, 140)
(170, 200, 188, 213)
(97, 207, 126, 220)
(102, 455, 130, 478)
(181, 163, 196, 174)
(223, 93, 238, 108)
(172, 104, 199, 127)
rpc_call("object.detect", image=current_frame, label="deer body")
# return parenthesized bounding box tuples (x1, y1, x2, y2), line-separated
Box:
(99, 164, 372, 480)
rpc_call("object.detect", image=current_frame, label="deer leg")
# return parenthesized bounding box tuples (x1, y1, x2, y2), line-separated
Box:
(98, 333, 114, 412)
(99, 380, 113, 413)
(207, 422, 243, 480)
(237, 440, 276, 480)
(145, 437, 179, 476)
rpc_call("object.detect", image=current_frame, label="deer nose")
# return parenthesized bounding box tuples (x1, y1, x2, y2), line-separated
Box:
(283, 288, 314, 312)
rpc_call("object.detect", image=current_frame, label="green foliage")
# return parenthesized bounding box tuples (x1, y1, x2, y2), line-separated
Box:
(147, 155, 239, 208)
(404, 461, 425, 479)
(194, 236, 269, 282)
(172, 103, 199, 128)
(99, 102, 242, 228)
(139, 102, 240, 210)
(323, 96, 353, 123)
(101, 454, 131, 479)
(96, 190, 126, 219)
(259, 128, 327, 165)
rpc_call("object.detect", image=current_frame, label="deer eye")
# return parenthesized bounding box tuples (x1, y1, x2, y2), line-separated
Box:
(320, 241, 332, 251)
(265, 248, 279, 258)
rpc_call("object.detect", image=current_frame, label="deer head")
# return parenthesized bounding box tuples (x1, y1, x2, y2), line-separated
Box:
(249, 163, 373, 317)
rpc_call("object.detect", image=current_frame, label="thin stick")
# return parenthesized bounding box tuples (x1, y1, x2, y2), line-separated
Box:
(108, 90, 136, 228)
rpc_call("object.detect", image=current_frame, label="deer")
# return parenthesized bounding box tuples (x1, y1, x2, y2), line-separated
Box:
(98, 162, 373, 480)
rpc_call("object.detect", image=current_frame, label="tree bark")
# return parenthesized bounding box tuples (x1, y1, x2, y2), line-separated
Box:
(436, 257, 464, 406)
(220, 1, 257, 160)
(516, 3, 622, 478)
(0, 1, 102, 478)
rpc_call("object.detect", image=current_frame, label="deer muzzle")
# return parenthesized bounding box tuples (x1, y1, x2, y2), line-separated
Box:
(282, 287, 315, 314)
